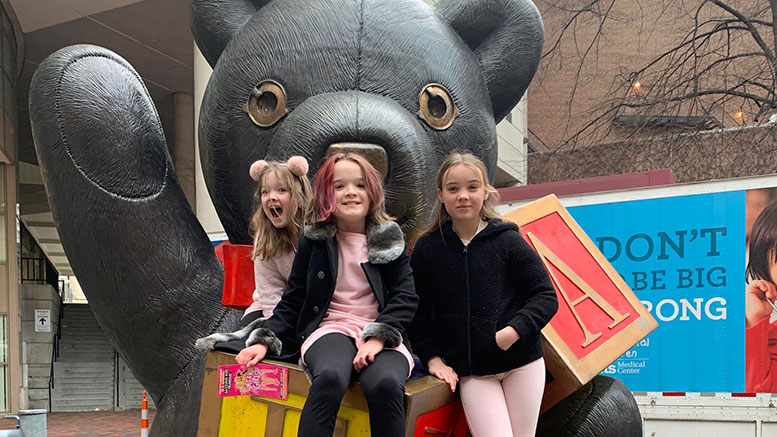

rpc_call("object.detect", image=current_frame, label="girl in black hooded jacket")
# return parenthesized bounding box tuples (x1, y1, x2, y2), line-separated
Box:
(409, 152, 558, 437)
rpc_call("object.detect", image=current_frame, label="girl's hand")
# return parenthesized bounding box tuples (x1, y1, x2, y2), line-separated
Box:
(353, 338, 385, 371)
(236, 343, 269, 368)
(495, 326, 520, 351)
(427, 356, 458, 392)
(746, 279, 777, 328)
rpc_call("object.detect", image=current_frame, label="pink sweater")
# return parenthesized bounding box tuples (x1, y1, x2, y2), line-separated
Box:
(301, 231, 413, 374)
(243, 249, 295, 318)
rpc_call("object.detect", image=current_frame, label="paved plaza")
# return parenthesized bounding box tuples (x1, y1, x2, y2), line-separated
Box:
(0, 409, 156, 436)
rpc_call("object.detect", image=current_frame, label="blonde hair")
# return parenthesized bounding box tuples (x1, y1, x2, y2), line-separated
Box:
(425, 151, 500, 234)
(250, 163, 313, 260)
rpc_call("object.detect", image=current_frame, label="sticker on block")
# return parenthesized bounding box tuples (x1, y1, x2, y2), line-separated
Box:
(217, 363, 289, 400)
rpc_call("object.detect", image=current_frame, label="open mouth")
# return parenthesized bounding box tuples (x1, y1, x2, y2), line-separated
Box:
(269, 205, 283, 218)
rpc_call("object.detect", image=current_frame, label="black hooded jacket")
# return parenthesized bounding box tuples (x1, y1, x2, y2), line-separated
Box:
(409, 218, 558, 376)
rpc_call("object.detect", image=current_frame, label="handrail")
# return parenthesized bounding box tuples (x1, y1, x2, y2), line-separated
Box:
(48, 335, 55, 412)
(47, 293, 64, 412)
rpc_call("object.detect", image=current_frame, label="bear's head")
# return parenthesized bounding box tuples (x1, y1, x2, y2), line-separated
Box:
(192, 0, 543, 240)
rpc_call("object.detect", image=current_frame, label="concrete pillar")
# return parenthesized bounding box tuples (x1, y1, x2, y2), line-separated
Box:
(495, 96, 529, 187)
(173, 92, 196, 210)
(193, 43, 226, 239)
(8, 163, 19, 414)
(20, 285, 60, 411)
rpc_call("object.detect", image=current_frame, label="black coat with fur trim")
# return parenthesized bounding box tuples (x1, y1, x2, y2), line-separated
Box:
(409, 218, 558, 377)
(247, 221, 419, 355)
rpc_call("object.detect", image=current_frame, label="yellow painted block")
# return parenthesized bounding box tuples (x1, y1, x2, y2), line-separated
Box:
(335, 404, 370, 436)
(282, 409, 301, 437)
(218, 396, 268, 436)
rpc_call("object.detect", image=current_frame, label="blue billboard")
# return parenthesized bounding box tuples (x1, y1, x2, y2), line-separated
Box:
(568, 191, 745, 392)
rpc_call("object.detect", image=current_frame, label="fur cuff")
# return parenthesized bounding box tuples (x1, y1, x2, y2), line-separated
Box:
(194, 317, 264, 351)
(362, 322, 402, 348)
(246, 327, 282, 356)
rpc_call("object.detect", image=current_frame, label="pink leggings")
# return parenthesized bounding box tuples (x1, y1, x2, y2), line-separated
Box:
(459, 358, 545, 437)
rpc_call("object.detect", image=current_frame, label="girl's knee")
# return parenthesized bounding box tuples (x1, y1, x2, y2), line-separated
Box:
(312, 367, 350, 393)
(361, 373, 404, 399)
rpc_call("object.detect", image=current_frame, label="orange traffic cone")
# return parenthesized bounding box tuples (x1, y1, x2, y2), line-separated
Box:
(141, 390, 149, 437)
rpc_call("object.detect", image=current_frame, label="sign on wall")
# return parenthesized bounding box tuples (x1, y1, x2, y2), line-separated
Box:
(35, 309, 51, 333)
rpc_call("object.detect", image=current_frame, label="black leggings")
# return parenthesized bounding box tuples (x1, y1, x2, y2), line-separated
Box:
(298, 333, 409, 437)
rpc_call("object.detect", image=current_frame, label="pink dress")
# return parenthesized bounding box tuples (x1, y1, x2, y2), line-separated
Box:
(243, 250, 295, 318)
(301, 231, 413, 375)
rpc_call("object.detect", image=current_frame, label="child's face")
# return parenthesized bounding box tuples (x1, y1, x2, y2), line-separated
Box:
(261, 171, 293, 229)
(438, 163, 487, 224)
(332, 159, 370, 231)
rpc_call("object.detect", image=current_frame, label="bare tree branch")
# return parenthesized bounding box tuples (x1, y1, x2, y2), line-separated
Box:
(534, 0, 777, 150)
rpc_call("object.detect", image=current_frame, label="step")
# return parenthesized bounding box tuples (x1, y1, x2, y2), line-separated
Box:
(52, 380, 113, 386)
(58, 337, 108, 342)
(50, 391, 114, 399)
(55, 361, 113, 367)
(51, 391, 113, 398)
(57, 351, 114, 357)
(55, 359, 114, 364)
(59, 322, 103, 327)
(59, 327, 108, 334)
(51, 378, 114, 385)
(57, 346, 113, 352)
(57, 345, 114, 352)
(59, 327, 102, 332)
(57, 346, 113, 351)
(57, 345, 113, 350)
(59, 327, 106, 333)
(54, 366, 113, 374)
(54, 360, 113, 367)
(54, 368, 114, 375)
(52, 374, 112, 381)
(62, 305, 95, 312)
(53, 372, 113, 378)
(60, 317, 98, 322)
(58, 341, 113, 347)
(54, 362, 112, 369)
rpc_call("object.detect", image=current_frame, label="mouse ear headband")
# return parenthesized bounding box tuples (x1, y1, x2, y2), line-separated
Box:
(249, 156, 309, 182)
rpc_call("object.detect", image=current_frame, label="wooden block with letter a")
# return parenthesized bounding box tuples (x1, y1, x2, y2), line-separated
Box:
(501, 194, 658, 412)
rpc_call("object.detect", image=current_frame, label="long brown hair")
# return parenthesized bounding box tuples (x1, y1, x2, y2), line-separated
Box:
(425, 151, 500, 234)
(250, 163, 313, 260)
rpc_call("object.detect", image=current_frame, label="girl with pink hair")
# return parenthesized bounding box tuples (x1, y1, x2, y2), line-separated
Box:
(236, 152, 418, 437)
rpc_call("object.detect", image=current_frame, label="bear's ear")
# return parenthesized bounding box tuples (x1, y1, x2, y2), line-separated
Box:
(437, 0, 544, 123)
(190, 0, 271, 68)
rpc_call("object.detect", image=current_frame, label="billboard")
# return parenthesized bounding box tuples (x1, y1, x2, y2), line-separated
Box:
(567, 191, 746, 392)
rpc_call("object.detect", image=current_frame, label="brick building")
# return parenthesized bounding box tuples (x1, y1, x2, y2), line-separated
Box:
(527, 0, 774, 163)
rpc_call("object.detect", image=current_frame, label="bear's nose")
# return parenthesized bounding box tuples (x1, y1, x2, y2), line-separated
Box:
(326, 143, 388, 179)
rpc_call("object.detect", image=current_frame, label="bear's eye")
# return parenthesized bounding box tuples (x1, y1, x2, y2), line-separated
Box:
(243, 80, 288, 127)
(419, 83, 459, 130)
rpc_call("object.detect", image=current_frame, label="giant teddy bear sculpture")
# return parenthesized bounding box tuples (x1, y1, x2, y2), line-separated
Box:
(28, 0, 641, 435)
